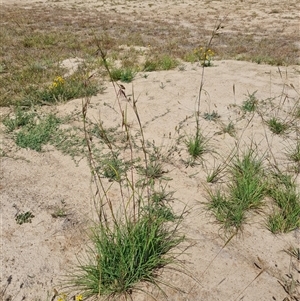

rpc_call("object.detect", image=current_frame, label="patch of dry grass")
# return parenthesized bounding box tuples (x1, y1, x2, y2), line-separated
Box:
(0, 4, 299, 106)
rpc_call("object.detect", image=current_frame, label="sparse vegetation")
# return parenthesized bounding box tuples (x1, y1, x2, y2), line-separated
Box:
(15, 114, 61, 151)
(1, 2, 300, 301)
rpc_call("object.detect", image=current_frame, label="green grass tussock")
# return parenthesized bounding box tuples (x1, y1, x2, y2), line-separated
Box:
(70, 214, 184, 299)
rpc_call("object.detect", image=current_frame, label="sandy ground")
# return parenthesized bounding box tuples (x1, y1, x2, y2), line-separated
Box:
(1, 0, 300, 301)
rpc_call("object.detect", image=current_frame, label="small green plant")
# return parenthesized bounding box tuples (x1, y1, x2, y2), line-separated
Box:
(284, 246, 300, 261)
(100, 153, 126, 182)
(207, 149, 266, 231)
(203, 110, 220, 121)
(222, 121, 236, 136)
(267, 117, 289, 134)
(3, 108, 35, 132)
(289, 141, 300, 163)
(186, 131, 208, 163)
(15, 211, 35, 225)
(16, 114, 61, 151)
(267, 172, 300, 233)
(51, 200, 68, 218)
(137, 160, 168, 187)
(143, 55, 178, 72)
(242, 91, 258, 112)
(159, 55, 178, 70)
(51, 127, 86, 160)
(110, 67, 136, 83)
(206, 164, 223, 183)
(285, 141, 300, 173)
(143, 60, 158, 72)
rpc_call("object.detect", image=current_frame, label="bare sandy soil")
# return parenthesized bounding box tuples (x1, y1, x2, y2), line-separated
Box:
(1, 1, 300, 301)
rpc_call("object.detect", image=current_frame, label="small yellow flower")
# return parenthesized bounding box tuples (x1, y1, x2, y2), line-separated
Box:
(54, 76, 65, 84)
(75, 295, 83, 301)
(57, 293, 67, 301)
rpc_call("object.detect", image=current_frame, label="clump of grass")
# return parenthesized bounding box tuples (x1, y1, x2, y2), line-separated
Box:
(143, 55, 178, 72)
(16, 114, 61, 151)
(267, 172, 300, 233)
(206, 164, 223, 183)
(284, 246, 300, 261)
(159, 55, 178, 70)
(70, 215, 183, 299)
(267, 117, 289, 135)
(207, 149, 266, 231)
(241, 91, 258, 112)
(185, 130, 208, 163)
(110, 67, 136, 83)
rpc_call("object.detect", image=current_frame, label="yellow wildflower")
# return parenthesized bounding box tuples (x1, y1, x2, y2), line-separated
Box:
(57, 294, 67, 301)
(54, 76, 65, 85)
(75, 295, 83, 301)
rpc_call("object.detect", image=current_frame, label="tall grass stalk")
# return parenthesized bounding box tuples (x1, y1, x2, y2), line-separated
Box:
(68, 38, 186, 299)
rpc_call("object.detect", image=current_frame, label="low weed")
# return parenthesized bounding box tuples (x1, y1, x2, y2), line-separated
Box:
(51, 200, 68, 218)
(159, 55, 178, 70)
(241, 91, 258, 112)
(278, 245, 300, 301)
(222, 121, 236, 136)
(100, 153, 127, 182)
(285, 141, 300, 172)
(284, 246, 300, 261)
(15, 211, 35, 225)
(51, 127, 86, 160)
(267, 117, 289, 135)
(137, 160, 168, 186)
(203, 110, 220, 121)
(16, 114, 61, 151)
(2, 107, 35, 132)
